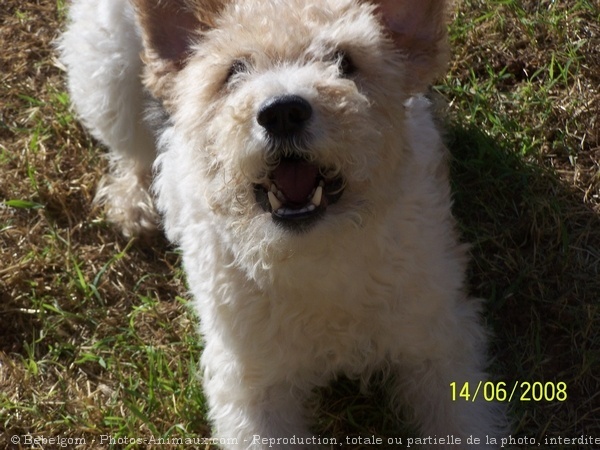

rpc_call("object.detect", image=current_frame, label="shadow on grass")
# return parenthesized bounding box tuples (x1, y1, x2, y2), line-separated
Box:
(448, 124, 600, 442)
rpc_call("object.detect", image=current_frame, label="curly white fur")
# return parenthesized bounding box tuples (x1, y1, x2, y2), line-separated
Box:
(59, 0, 506, 447)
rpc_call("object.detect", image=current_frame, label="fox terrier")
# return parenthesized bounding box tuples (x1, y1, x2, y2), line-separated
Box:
(59, 0, 505, 447)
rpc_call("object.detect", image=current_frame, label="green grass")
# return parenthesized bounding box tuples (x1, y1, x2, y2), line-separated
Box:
(1, 0, 599, 448)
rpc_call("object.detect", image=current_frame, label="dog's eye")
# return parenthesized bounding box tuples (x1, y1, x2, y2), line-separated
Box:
(225, 59, 248, 84)
(335, 51, 357, 77)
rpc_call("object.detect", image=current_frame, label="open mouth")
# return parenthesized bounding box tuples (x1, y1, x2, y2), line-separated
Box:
(254, 157, 345, 231)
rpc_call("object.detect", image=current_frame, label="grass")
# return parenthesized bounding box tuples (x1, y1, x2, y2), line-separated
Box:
(1, 0, 598, 448)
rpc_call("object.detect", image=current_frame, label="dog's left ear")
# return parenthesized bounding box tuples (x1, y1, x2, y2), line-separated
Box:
(373, 0, 451, 93)
(132, 0, 221, 98)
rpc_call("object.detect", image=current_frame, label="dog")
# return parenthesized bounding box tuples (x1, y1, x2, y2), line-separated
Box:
(59, 0, 505, 447)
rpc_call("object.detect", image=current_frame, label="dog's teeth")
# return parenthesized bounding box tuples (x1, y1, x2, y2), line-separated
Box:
(310, 186, 323, 207)
(268, 191, 283, 211)
(270, 184, 277, 193)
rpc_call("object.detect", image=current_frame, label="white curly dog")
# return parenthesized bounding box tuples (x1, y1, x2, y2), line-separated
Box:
(59, 0, 505, 447)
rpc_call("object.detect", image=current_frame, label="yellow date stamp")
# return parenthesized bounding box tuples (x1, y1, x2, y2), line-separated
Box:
(450, 381, 567, 402)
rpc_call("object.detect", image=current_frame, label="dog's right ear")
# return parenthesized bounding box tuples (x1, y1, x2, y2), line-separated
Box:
(131, 0, 222, 98)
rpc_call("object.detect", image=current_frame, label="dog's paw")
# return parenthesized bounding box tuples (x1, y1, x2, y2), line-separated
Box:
(95, 174, 159, 238)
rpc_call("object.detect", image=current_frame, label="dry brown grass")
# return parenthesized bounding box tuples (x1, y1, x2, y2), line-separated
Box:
(1, 0, 599, 448)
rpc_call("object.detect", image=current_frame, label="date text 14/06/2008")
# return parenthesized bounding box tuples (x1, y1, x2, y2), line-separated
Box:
(450, 381, 567, 402)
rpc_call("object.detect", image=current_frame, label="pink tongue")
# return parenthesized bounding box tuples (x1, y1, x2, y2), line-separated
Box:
(272, 160, 319, 205)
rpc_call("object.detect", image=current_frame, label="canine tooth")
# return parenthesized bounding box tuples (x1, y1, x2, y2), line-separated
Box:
(268, 191, 283, 211)
(311, 186, 323, 207)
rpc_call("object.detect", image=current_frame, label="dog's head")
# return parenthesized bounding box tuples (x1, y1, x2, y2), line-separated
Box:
(142, 0, 449, 242)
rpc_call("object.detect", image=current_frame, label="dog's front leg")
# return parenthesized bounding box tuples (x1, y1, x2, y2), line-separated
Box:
(202, 356, 315, 449)
(387, 350, 506, 449)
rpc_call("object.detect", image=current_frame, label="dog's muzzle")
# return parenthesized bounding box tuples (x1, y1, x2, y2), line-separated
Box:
(254, 95, 345, 231)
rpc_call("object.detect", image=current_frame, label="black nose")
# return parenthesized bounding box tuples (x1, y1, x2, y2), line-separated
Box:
(257, 95, 312, 138)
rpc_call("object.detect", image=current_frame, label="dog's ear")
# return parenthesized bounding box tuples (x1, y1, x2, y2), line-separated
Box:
(131, 0, 222, 97)
(373, 0, 450, 92)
